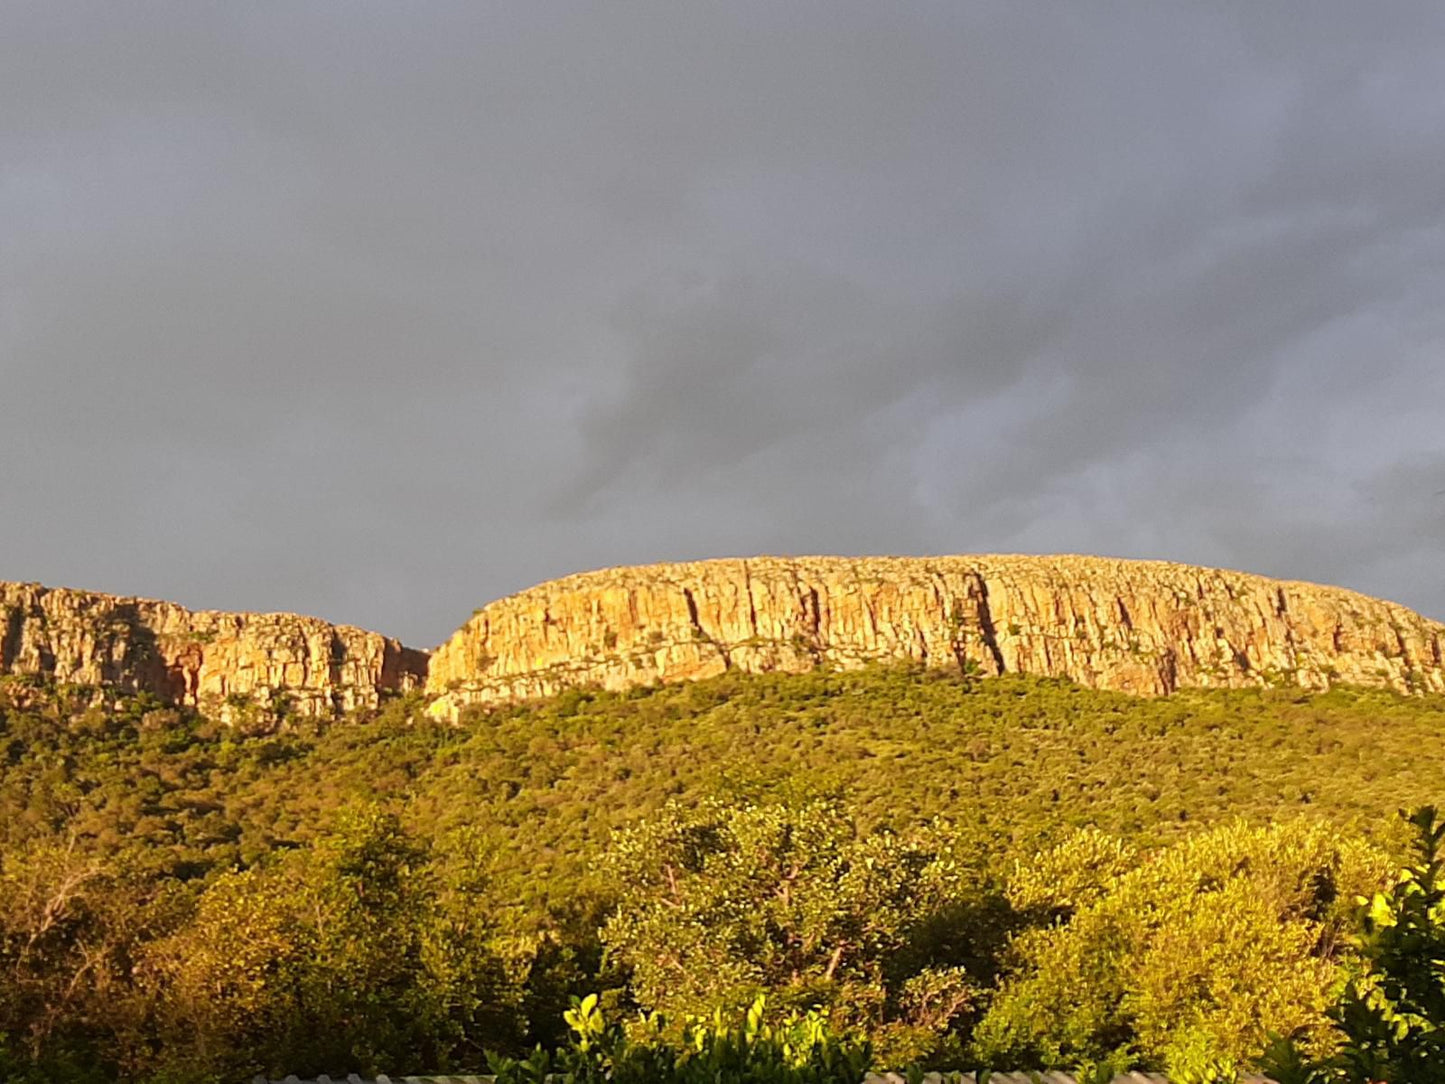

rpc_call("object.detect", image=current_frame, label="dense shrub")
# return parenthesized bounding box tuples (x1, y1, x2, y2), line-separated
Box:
(601, 799, 995, 1064)
(137, 809, 519, 1080)
(975, 821, 1389, 1074)
(1261, 807, 1445, 1084)
(488, 995, 871, 1084)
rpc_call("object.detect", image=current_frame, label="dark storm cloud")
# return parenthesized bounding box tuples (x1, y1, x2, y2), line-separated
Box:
(3, 2, 1443, 644)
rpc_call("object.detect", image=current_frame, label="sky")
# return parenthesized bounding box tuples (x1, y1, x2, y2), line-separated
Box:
(3, 2, 1443, 647)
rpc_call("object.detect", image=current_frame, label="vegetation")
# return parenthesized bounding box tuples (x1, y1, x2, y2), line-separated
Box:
(600, 799, 987, 1065)
(1333, 805, 1445, 1081)
(1259, 806, 1445, 1084)
(1, 666, 1444, 1081)
(487, 994, 871, 1084)
(974, 821, 1388, 1075)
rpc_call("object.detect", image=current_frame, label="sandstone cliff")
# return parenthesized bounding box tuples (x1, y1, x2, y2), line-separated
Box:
(0, 581, 427, 717)
(426, 555, 1445, 718)
(9, 556, 1444, 725)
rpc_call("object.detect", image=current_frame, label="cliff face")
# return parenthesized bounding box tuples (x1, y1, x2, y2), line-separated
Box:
(0, 582, 427, 718)
(9, 556, 1445, 725)
(426, 555, 1445, 718)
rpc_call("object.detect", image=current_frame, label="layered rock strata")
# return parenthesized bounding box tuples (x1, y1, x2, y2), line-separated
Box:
(426, 555, 1445, 718)
(0, 582, 427, 717)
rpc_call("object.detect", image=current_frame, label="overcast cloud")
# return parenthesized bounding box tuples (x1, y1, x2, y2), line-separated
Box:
(3, 2, 1443, 646)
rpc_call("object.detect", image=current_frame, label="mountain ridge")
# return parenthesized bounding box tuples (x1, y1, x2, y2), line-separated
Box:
(425, 554, 1445, 718)
(0, 580, 426, 719)
(4, 554, 1444, 721)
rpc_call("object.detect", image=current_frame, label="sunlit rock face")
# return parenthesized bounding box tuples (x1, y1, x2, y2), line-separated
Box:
(0, 582, 427, 718)
(426, 555, 1445, 719)
(8, 556, 1444, 725)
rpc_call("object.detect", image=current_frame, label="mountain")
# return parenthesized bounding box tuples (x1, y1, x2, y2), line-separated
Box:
(5, 560, 1445, 1082)
(5, 555, 1444, 722)
(0, 580, 426, 718)
(430, 556, 1445, 717)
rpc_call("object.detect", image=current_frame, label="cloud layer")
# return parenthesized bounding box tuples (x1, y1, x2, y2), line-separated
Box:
(4, 2, 1443, 645)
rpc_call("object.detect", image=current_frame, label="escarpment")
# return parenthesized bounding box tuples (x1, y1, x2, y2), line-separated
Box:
(8, 556, 1445, 724)
(0, 582, 427, 717)
(426, 555, 1445, 718)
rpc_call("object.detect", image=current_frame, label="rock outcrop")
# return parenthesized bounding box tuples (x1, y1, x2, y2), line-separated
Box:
(426, 555, 1445, 718)
(0, 582, 427, 717)
(9, 556, 1444, 725)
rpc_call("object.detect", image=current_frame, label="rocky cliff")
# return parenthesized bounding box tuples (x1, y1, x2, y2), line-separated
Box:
(9, 556, 1444, 725)
(0, 581, 427, 717)
(426, 555, 1445, 718)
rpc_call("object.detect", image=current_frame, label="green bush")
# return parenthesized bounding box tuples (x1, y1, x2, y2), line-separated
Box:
(487, 994, 871, 1084)
(1330, 806, 1445, 1083)
(973, 821, 1389, 1073)
(600, 799, 994, 1064)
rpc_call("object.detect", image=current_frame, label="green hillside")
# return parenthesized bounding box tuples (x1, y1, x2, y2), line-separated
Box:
(2, 667, 1444, 1081)
(7, 667, 1441, 900)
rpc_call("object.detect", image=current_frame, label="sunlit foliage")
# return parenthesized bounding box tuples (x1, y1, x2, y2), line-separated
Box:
(1, 668, 1443, 1080)
(601, 799, 988, 1063)
(975, 821, 1389, 1075)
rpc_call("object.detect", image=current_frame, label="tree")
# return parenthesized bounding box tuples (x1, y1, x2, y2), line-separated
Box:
(1329, 806, 1445, 1083)
(600, 799, 986, 1064)
(141, 809, 515, 1081)
(0, 837, 174, 1082)
(974, 820, 1389, 1075)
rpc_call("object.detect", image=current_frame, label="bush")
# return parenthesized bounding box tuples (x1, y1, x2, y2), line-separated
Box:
(600, 799, 992, 1064)
(487, 994, 872, 1084)
(973, 821, 1389, 1073)
(1331, 806, 1445, 1083)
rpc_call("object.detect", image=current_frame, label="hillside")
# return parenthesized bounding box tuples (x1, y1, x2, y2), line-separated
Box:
(5, 666, 1443, 911)
(4, 653, 1445, 1079)
(6, 556, 1445, 726)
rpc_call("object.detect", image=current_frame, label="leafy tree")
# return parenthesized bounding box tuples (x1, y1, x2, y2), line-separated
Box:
(600, 799, 986, 1064)
(1329, 806, 1445, 1082)
(140, 809, 515, 1081)
(974, 820, 1389, 1074)
(0, 837, 177, 1081)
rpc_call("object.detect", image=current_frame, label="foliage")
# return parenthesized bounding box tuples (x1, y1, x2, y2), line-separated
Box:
(141, 809, 475, 1078)
(0, 836, 180, 1081)
(1329, 805, 1445, 1082)
(1, 668, 1443, 1080)
(5, 669, 1443, 915)
(136, 808, 527, 1081)
(1255, 808, 1445, 1084)
(973, 821, 1390, 1074)
(487, 993, 872, 1084)
(601, 799, 990, 1063)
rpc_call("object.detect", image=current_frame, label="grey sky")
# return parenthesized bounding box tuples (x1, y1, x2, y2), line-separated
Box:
(3, 2, 1443, 647)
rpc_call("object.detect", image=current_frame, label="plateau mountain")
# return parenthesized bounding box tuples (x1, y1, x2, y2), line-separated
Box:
(5, 555, 1443, 722)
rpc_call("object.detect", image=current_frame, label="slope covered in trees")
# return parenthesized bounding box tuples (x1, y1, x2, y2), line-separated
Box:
(2, 666, 1443, 1081)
